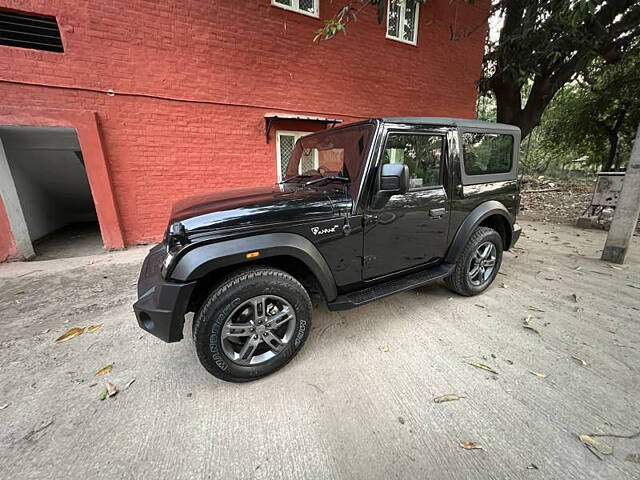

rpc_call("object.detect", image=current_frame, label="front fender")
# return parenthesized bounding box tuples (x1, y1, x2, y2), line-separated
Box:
(169, 233, 338, 301)
(445, 201, 514, 264)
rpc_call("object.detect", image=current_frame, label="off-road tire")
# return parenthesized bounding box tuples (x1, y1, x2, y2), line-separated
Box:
(193, 266, 312, 382)
(445, 227, 503, 296)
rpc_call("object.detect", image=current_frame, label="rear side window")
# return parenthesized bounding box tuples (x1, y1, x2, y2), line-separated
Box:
(462, 133, 514, 176)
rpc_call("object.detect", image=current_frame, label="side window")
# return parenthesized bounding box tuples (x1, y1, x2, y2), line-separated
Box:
(382, 133, 444, 190)
(462, 133, 514, 176)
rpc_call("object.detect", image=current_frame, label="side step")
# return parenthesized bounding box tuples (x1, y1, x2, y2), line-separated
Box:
(327, 263, 455, 311)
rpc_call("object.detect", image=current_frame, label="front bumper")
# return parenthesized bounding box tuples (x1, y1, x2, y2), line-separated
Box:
(510, 223, 522, 249)
(133, 244, 196, 343)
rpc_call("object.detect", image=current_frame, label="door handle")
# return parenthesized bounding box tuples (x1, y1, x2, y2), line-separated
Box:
(429, 208, 446, 219)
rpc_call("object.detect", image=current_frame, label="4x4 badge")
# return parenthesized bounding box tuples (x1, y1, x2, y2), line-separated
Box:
(311, 225, 339, 236)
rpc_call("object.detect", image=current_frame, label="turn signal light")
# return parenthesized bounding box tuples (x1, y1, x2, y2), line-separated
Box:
(245, 251, 260, 259)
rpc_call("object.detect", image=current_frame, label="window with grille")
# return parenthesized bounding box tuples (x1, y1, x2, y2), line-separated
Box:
(386, 0, 420, 45)
(0, 9, 64, 52)
(272, 0, 319, 18)
(276, 131, 317, 181)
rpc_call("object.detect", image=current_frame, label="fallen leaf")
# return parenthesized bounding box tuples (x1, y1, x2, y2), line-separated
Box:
(474, 304, 486, 309)
(100, 381, 118, 400)
(95, 365, 112, 376)
(523, 315, 532, 325)
(571, 356, 588, 366)
(526, 464, 539, 470)
(529, 370, 547, 378)
(434, 394, 463, 403)
(125, 378, 136, 390)
(41, 328, 50, 334)
(0, 403, 8, 409)
(523, 325, 540, 334)
(528, 306, 545, 312)
(87, 324, 103, 333)
(626, 453, 640, 464)
(469, 362, 498, 374)
(460, 441, 483, 450)
(378, 345, 389, 353)
(607, 264, 628, 270)
(579, 434, 613, 455)
(55, 327, 85, 343)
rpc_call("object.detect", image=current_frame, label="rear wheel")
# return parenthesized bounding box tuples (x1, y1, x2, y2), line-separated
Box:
(193, 267, 312, 382)
(445, 226, 503, 296)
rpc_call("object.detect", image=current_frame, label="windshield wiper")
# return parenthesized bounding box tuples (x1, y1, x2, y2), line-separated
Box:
(304, 175, 350, 186)
(281, 174, 313, 184)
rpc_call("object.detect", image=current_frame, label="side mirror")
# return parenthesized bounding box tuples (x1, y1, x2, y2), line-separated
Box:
(371, 163, 410, 209)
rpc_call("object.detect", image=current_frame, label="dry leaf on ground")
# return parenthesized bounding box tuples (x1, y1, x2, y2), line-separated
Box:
(434, 394, 464, 403)
(579, 434, 613, 455)
(87, 324, 103, 333)
(100, 381, 118, 400)
(125, 378, 136, 390)
(626, 453, 640, 464)
(529, 370, 547, 378)
(469, 362, 498, 374)
(55, 327, 85, 343)
(523, 325, 540, 334)
(571, 356, 588, 366)
(460, 441, 483, 450)
(95, 365, 113, 376)
(0, 403, 8, 409)
(528, 306, 545, 312)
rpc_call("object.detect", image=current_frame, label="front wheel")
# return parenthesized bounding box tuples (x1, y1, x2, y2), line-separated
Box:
(193, 267, 312, 382)
(445, 226, 503, 296)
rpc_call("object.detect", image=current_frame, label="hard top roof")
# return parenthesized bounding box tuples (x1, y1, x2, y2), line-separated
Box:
(379, 117, 520, 132)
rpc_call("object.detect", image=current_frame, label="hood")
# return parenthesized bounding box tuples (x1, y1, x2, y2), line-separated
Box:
(169, 184, 344, 235)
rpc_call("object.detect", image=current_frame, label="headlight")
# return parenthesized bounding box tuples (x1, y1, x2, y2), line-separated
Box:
(161, 222, 188, 279)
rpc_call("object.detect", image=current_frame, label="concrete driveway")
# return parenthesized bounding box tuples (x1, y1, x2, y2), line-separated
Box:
(0, 220, 639, 479)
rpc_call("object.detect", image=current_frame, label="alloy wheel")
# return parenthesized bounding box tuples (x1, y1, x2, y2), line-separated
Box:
(220, 295, 296, 366)
(468, 241, 497, 286)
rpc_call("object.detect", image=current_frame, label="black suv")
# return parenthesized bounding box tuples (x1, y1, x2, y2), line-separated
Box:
(134, 118, 521, 382)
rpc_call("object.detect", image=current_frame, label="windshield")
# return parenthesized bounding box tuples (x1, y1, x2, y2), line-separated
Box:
(284, 123, 374, 194)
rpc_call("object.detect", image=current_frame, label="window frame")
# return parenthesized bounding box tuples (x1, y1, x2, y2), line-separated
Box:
(380, 130, 446, 192)
(276, 130, 316, 181)
(458, 127, 520, 185)
(271, 0, 320, 18)
(386, 0, 420, 46)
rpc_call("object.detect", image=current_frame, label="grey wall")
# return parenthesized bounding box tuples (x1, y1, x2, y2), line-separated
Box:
(0, 127, 97, 242)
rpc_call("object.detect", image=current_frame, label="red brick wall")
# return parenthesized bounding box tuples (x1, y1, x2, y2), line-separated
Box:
(0, 0, 489, 254)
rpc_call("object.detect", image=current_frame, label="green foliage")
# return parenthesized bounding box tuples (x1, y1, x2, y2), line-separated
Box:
(532, 48, 640, 173)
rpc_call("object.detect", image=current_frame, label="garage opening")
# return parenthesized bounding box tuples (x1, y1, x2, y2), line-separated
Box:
(0, 126, 103, 260)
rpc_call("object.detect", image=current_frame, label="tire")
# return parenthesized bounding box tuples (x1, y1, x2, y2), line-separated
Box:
(445, 226, 503, 296)
(193, 266, 312, 382)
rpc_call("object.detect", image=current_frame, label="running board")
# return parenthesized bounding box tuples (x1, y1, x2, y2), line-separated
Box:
(327, 263, 455, 311)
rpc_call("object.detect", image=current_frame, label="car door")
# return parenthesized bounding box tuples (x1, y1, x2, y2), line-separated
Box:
(363, 129, 450, 279)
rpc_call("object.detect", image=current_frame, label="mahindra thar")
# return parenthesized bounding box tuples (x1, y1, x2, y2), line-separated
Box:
(134, 118, 521, 382)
